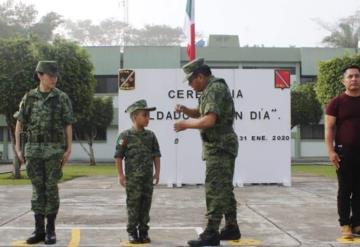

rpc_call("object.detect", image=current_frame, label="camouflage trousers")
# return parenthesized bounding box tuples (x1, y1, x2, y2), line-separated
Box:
(26, 155, 63, 216)
(125, 175, 153, 233)
(205, 154, 237, 231)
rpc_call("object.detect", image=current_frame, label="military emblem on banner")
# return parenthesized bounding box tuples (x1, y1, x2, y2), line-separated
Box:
(274, 70, 290, 89)
(118, 69, 135, 90)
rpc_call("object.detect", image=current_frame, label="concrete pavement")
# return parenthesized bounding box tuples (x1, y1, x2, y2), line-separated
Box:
(1, 173, 359, 246)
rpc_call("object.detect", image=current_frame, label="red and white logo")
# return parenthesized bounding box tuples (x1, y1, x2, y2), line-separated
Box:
(274, 70, 290, 89)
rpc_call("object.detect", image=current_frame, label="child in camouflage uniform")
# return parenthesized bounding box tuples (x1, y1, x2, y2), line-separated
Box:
(114, 99, 161, 244)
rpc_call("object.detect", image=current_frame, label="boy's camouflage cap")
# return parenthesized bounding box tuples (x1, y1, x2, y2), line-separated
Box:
(125, 99, 156, 115)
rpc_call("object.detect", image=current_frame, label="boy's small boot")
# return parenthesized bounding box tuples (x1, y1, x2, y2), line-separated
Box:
(26, 214, 45, 244)
(128, 230, 139, 244)
(341, 225, 353, 239)
(219, 224, 241, 240)
(139, 230, 151, 243)
(187, 229, 220, 247)
(44, 214, 57, 244)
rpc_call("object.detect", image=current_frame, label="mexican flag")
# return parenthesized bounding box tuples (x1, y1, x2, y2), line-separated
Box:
(184, 0, 195, 60)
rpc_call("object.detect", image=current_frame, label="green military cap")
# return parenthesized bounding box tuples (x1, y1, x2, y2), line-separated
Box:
(125, 99, 156, 115)
(34, 61, 59, 81)
(182, 58, 205, 82)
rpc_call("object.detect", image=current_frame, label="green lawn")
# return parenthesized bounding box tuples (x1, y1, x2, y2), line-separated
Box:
(292, 164, 336, 178)
(0, 163, 337, 185)
(0, 164, 116, 185)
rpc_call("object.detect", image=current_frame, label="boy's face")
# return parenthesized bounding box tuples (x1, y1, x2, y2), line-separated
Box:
(132, 110, 150, 127)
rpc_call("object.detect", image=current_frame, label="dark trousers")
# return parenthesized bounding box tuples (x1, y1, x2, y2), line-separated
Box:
(336, 146, 360, 227)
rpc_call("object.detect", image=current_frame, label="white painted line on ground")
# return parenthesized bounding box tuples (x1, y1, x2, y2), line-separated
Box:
(195, 227, 203, 235)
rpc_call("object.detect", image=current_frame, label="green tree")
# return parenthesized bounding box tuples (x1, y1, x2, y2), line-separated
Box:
(61, 19, 185, 46)
(291, 83, 323, 129)
(0, 37, 38, 178)
(321, 11, 360, 52)
(129, 24, 185, 46)
(36, 37, 97, 122)
(0, 37, 96, 177)
(74, 96, 113, 165)
(315, 54, 360, 106)
(63, 18, 129, 46)
(0, 0, 62, 41)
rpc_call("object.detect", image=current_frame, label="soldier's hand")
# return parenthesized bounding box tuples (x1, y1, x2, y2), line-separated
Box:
(153, 174, 159, 185)
(174, 120, 187, 132)
(61, 150, 71, 167)
(175, 104, 185, 113)
(119, 174, 126, 187)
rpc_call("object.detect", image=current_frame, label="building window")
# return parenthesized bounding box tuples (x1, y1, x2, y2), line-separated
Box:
(300, 76, 317, 83)
(300, 124, 324, 139)
(243, 66, 296, 75)
(73, 127, 107, 141)
(95, 75, 118, 93)
(0, 127, 10, 142)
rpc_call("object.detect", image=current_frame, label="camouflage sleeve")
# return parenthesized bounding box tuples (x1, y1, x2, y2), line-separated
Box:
(114, 132, 127, 159)
(152, 133, 161, 157)
(14, 94, 28, 123)
(202, 83, 227, 116)
(61, 93, 75, 125)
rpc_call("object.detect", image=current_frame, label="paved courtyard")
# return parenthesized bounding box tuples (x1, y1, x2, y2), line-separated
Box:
(1, 173, 360, 246)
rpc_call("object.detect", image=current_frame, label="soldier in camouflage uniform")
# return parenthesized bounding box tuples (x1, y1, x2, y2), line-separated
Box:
(114, 99, 161, 244)
(174, 58, 240, 247)
(14, 61, 74, 245)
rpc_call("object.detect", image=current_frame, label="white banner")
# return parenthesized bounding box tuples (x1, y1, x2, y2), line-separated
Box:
(118, 69, 291, 186)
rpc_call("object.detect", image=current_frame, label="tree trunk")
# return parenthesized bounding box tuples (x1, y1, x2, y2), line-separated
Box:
(89, 141, 96, 166)
(88, 129, 97, 166)
(74, 132, 96, 166)
(6, 117, 21, 179)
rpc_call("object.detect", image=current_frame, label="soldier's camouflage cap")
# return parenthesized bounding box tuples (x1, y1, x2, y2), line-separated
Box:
(182, 58, 205, 82)
(125, 99, 156, 115)
(34, 61, 59, 81)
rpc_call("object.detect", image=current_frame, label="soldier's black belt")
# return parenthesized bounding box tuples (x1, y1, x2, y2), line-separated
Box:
(28, 134, 62, 143)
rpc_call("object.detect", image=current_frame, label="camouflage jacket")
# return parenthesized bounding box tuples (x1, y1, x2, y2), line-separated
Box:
(198, 76, 238, 159)
(114, 128, 161, 177)
(16, 87, 74, 158)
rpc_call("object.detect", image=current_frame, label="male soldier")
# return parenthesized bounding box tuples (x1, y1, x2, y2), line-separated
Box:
(174, 58, 240, 247)
(14, 61, 74, 245)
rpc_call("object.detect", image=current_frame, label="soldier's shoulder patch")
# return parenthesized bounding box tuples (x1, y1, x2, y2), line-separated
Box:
(119, 138, 127, 147)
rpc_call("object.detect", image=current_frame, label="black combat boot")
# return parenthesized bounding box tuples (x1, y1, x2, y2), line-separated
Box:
(44, 214, 56, 245)
(187, 229, 220, 247)
(26, 214, 46, 244)
(128, 229, 139, 244)
(139, 230, 151, 243)
(219, 224, 241, 240)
